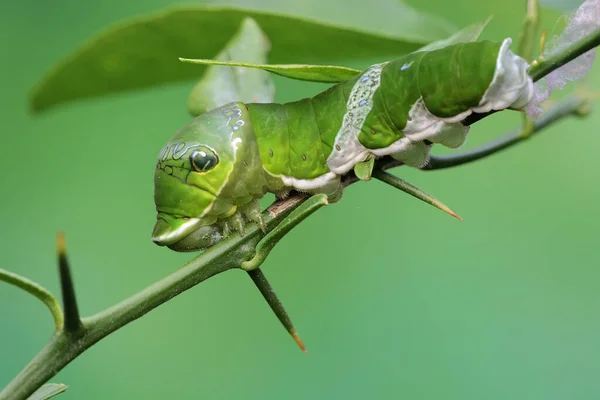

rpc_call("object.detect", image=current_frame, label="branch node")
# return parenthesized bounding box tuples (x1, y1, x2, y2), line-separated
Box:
(520, 115, 535, 139)
(241, 194, 328, 271)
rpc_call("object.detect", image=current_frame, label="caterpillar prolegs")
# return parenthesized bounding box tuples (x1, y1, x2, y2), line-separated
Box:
(152, 38, 533, 251)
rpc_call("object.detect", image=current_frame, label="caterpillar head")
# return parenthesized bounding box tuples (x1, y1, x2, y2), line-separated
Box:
(152, 102, 266, 251)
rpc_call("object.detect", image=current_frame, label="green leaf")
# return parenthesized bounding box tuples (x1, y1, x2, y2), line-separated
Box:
(27, 383, 68, 400)
(181, 58, 362, 84)
(218, 0, 455, 44)
(181, 15, 495, 87)
(416, 16, 493, 52)
(30, 3, 456, 113)
(540, 0, 585, 12)
(187, 17, 275, 116)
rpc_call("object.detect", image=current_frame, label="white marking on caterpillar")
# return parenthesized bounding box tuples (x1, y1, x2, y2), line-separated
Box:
(158, 142, 200, 162)
(198, 105, 246, 220)
(265, 170, 338, 190)
(476, 38, 533, 113)
(158, 145, 169, 161)
(327, 63, 386, 175)
(221, 104, 242, 122)
(152, 217, 202, 243)
(231, 137, 243, 149)
(172, 142, 187, 159)
(370, 38, 533, 166)
(526, 0, 599, 117)
(233, 120, 244, 131)
(400, 62, 412, 71)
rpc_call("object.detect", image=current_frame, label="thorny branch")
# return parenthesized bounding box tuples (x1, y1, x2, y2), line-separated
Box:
(1, 25, 599, 400)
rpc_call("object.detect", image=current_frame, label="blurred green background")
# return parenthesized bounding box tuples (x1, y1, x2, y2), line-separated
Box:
(2, 0, 600, 399)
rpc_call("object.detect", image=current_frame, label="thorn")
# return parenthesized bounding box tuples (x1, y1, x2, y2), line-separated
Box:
(291, 329, 308, 354)
(539, 29, 546, 55)
(372, 169, 463, 220)
(57, 232, 66, 255)
(247, 268, 306, 353)
(57, 232, 83, 333)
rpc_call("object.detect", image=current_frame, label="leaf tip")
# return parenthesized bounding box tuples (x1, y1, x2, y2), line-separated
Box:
(28, 93, 46, 115)
(29, 382, 69, 400)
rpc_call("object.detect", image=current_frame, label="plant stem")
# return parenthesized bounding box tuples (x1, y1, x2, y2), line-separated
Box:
(241, 194, 328, 271)
(529, 28, 600, 82)
(0, 206, 294, 400)
(517, 0, 539, 61)
(463, 28, 600, 126)
(0, 269, 64, 330)
(2, 24, 599, 400)
(422, 95, 587, 170)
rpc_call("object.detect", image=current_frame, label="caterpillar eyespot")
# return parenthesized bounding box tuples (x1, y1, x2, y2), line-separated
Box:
(190, 148, 218, 172)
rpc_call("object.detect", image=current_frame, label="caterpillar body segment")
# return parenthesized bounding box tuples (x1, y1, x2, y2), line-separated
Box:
(152, 38, 534, 251)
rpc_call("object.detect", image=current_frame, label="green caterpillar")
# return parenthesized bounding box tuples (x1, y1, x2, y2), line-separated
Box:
(152, 38, 533, 251)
